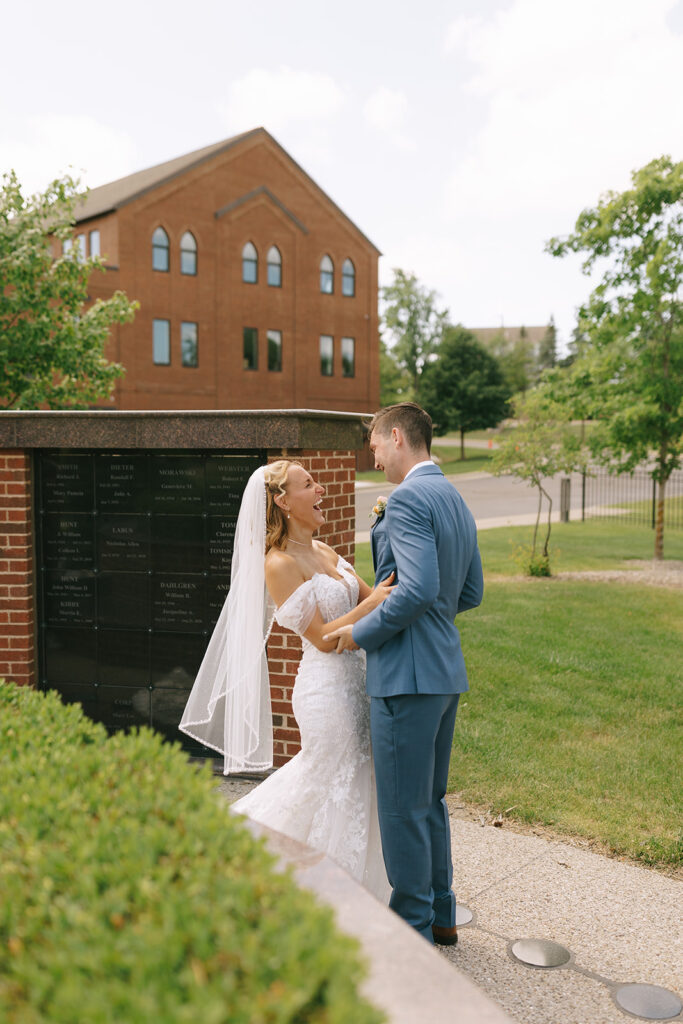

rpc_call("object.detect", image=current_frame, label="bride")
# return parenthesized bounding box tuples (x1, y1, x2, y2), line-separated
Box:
(179, 460, 394, 899)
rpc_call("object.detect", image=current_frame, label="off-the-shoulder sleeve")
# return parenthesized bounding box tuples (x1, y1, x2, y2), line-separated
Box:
(275, 581, 318, 636)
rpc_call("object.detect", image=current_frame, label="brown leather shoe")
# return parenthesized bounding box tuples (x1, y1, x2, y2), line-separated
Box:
(432, 923, 458, 946)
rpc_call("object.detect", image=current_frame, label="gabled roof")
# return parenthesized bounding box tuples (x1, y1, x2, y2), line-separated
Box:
(74, 128, 380, 253)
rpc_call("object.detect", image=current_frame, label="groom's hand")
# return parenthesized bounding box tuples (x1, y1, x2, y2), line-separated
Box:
(323, 624, 359, 653)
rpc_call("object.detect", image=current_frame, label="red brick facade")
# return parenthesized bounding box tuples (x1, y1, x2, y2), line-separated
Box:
(64, 130, 380, 416)
(0, 452, 36, 688)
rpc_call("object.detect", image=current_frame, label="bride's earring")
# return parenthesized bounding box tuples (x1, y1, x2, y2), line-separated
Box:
(287, 514, 291, 519)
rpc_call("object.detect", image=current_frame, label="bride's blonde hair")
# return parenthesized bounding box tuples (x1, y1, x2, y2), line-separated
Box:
(263, 459, 301, 553)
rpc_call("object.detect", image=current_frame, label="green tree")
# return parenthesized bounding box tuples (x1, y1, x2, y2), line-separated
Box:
(537, 316, 558, 371)
(379, 338, 411, 406)
(0, 171, 138, 409)
(546, 155, 683, 560)
(492, 386, 585, 575)
(381, 268, 449, 399)
(487, 327, 536, 394)
(420, 326, 510, 458)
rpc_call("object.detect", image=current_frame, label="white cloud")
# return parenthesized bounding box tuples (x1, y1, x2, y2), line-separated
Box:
(1, 113, 137, 194)
(363, 86, 414, 150)
(221, 66, 346, 135)
(443, 0, 683, 222)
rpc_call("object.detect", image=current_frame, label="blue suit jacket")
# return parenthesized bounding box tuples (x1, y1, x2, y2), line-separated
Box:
(353, 465, 483, 697)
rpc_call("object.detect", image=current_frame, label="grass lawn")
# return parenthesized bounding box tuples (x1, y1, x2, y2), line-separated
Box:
(354, 521, 683, 867)
(617, 495, 683, 527)
(357, 444, 493, 484)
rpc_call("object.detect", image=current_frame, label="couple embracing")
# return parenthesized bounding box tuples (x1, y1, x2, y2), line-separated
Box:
(180, 402, 483, 945)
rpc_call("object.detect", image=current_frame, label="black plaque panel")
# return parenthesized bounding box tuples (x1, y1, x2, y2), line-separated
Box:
(44, 628, 97, 684)
(98, 685, 150, 732)
(150, 688, 195, 743)
(207, 515, 237, 573)
(96, 455, 148, 511)
(98, 630, 150, 687)
(206, 575, 230, 628)
(49, 682, 98, 721)
(151, 457, 204, 513)
(44, 571, 96, 626)
(151, 633, 207, 689)
(152, 515, 204, 574)
(40, 455, 93, 512)
(206, 456, 261, 511)
(98, 572, 151, 629)
(152, 575, 204, 630)
(43, 514, 94, 569)
(36, 450, 266, 752)
(97, 515, 150, 570)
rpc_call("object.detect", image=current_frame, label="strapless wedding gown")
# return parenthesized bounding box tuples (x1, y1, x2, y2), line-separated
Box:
(232, 557, 389, 901)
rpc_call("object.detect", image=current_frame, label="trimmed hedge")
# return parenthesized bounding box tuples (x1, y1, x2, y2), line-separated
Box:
(0, 681, 384, 1024)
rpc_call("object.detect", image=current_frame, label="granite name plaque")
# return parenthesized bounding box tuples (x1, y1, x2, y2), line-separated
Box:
(40, 455, 93, 512)
(97, 515, 150, 570)
(97, 629, 150, 687)
(44, 627, 97, 684)
(152, 515, 204, 574)
(151, 457, 204, 513)
(44, 571, 96, 625)
(152, 575, 204, 630)
(98, 572, 151, 629)
(207, 515, 237, 573)
(98, 684, 150, 732)
(43, 514, 94, 569)
(206, 456, 261, 511)
(96, 456, 148, 511)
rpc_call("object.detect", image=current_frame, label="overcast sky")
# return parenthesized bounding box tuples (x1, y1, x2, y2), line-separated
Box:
(3, 0, 682, 352)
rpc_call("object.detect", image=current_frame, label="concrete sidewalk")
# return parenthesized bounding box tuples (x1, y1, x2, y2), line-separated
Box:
(219, 776, 682, 1024)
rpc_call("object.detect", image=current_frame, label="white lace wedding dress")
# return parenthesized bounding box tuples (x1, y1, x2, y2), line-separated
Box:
(232, 556, 389, 901)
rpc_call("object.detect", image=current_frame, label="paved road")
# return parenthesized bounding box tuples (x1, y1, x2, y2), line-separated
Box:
(355, 470, 588, 540)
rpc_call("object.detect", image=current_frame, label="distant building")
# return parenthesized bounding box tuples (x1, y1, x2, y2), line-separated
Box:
(59, 128, 380, 413)
(469, 325, 549, 358)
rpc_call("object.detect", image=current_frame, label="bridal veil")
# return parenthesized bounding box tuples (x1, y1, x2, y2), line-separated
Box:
(179, 465, 276, 773)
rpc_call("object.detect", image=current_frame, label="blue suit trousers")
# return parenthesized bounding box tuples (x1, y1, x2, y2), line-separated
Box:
(370, 692, 460, 942)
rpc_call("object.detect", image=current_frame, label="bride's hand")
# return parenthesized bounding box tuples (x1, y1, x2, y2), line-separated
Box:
(368, 571, 396, 609)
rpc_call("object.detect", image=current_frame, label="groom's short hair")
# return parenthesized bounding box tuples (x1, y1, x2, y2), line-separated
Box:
(370, 403, 432, 453)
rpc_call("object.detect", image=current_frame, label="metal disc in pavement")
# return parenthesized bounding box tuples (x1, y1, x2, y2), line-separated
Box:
(615, 984, 682, 1020)
(511, 938, 571, 968)
(455, 905, 473, 926)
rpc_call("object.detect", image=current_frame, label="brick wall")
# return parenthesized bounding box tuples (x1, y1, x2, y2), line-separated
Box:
(267, 449, 356, 766)
(0, 452, 35, 688)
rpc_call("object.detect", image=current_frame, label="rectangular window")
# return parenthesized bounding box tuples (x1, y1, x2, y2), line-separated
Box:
(89, 229, 101, 258)
(153, 319, 171, 365)
(243, 327, 258, 370)
(181, 321, 198, 367)
(320, 335, 334, 376)
(267, 330, 282, 372)
(62, 238, 73, 255)
(76, 234, 86, 261)
(341, 336, 355, 378)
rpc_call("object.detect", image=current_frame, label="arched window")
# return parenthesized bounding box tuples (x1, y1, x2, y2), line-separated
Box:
(180, 231, 197, 275)
(152, 227, 169, 272)
(242, 241, 258, 283)
(320, 254, 334, 294)
(342, 258, 355, 297)
(267, 245, 282, 287)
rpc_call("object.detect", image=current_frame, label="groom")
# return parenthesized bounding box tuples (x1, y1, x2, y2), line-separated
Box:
(326, 402, 483, 944)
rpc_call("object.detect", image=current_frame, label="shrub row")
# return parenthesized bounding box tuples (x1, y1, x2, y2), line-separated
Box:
(0, 681, 383, 1023)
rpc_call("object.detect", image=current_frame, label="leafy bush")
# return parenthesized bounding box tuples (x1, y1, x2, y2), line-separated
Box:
(0, 681, 383, 1024)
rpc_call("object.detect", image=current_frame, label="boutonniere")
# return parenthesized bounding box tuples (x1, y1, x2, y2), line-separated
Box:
(370, 496, 388, 524)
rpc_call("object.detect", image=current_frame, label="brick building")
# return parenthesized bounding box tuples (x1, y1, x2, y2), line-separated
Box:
(59, 128, 380, 414)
